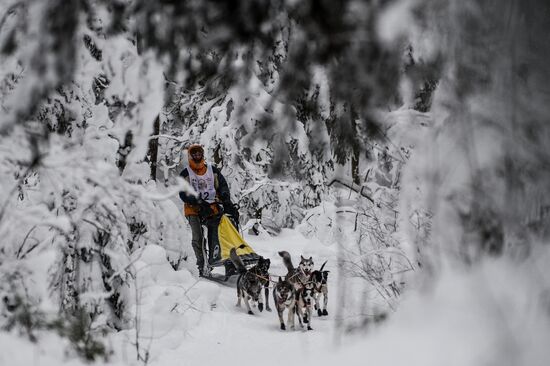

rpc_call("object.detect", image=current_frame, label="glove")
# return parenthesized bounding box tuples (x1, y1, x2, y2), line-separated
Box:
(223, 202, 240, 229)
(198, 200, 214, 218)
(223, 201, 236, 216)
(222, 200, 231, 209)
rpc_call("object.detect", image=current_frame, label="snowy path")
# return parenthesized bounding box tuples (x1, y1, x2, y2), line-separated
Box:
(115, 229, 340, 366)
(162, 229, 338, 366)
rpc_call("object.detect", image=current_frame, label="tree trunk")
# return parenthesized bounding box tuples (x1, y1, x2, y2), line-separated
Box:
(147, 116, 160, 181)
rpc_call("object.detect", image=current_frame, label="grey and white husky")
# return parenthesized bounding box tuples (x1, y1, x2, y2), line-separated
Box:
(310, 260, 329, 316)
(298, 255, 314, 280)
(230, 248, 264, 315)
(278, 251, 313, 291)
(295, 279, 316, 330)
(272, 276, 296, 330)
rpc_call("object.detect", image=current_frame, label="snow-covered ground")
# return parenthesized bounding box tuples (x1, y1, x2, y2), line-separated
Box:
(0, 225, 341, 366)
(110, 228, 340, 366)
(109, 226, 550, 366)
(155, 230, 337, 366)
(2, 221, 550, 366)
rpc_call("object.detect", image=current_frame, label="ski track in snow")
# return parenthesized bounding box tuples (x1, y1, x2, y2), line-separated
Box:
(154, 229, 339, 366)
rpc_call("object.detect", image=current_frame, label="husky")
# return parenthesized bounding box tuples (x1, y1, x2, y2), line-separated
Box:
(298, 255, 314, 278)
(272, 277, 296, 330)
(229, 247, 265, 315)
(310, 260, 329, 316)
(247, 255, 271, 312)
(295, 279, 316, 330)
(278, 251, 313, 291)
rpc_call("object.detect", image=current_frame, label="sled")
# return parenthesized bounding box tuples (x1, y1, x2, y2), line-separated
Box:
(201, 213, 260, 280)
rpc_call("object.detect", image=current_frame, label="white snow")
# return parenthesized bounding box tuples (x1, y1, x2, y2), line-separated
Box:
(1, 1, 549, 365)
(1, 199, 550, 366)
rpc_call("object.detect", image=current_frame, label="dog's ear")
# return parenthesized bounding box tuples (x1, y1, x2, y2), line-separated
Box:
(278, 276, 282, 283)
(300, 255, 305, 260)
(309, 256, 312, 261)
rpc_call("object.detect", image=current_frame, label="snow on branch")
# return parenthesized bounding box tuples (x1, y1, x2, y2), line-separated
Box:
(327, 175, 375, 204)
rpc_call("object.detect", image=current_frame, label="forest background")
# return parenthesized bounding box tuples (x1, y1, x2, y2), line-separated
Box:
(0, 0, 549, 365)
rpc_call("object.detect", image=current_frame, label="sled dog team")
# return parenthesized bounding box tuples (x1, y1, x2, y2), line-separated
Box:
(229, 247, 329, 331)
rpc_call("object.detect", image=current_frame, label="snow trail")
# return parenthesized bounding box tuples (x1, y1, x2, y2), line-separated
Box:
(113, 229, 340, 366)
(171, 229, 337, 365)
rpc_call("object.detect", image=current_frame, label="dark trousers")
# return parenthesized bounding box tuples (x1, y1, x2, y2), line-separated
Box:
(187, 216, 204, 269)
(187, 215, 221, 270)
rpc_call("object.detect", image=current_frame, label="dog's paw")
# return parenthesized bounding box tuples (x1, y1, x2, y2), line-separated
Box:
(258, 303, 264, 312)
(317, 309, 323, 317)
(248, 310, 254, 315)
(266, 306, 272, 312)
(280, 323, 286, 331)
(314, 304, 318, 310)
(322, 309, 328, 316)
(307, 325, 313, 331)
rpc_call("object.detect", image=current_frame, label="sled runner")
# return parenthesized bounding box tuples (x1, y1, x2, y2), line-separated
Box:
(200, 208, 261, 281)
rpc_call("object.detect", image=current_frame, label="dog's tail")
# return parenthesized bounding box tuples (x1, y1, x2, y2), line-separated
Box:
(319, 260, 328, 272)
(278, 251, 294, 271)
(230, 245, 247, 274)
